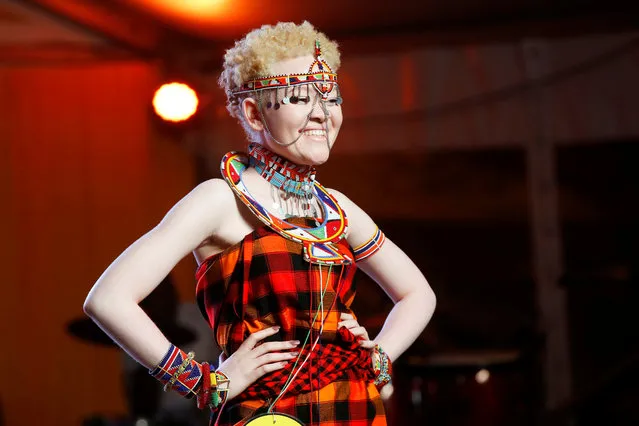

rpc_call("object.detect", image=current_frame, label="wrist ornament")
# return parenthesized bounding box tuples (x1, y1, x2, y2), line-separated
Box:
(149, 344, 202, 398)
(196, 362, 212, 409)
(194, 365, 231, 411)
(209, 370, 230, 410)
(372, 344, 392, 389)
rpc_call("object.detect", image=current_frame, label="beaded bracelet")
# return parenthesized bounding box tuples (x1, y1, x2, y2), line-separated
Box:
(149, 344, 202, 398)
(215, 371, 230, 391)
(372, 344, 392, 389)
(209, 371, 230, 409)
(197, 362, 212, 410)
(165, 351, 194, 392)
(210, 371, 220, 408)
(150, 344, 232, 411)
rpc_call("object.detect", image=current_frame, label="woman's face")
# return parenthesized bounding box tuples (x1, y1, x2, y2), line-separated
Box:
(256, 55, 343, 166)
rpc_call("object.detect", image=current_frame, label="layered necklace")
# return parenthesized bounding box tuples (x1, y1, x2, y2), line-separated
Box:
(219, 144, 354, 426)
(248, 143, 318, 219)
(220, 145, 353, 265)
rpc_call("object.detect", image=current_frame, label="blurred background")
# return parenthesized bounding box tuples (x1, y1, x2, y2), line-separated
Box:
(1, 0, 638, 425)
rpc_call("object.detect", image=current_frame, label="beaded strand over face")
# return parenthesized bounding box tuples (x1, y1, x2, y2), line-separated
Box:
(235, 41, 342, 151)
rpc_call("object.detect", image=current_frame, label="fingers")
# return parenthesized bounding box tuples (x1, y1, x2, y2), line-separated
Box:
(358, 340, 375, 350)
(346, 325, 370, 341)
(255, 360, 290, 376)
(338, 319, 360, 329)
(242, 326, 281, 350)
(256, 351, 299, 365)
(252, 340, 300, 357)
(338, 314, 374, 349)
(252, 351, 299, 379)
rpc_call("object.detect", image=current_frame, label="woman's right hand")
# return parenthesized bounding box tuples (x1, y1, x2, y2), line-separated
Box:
(216, 326, 300, 401)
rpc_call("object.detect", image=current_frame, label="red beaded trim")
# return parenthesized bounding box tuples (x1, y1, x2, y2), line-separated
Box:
(248, 143, 316, 192)
(231, 40, 337, 99)
(197, 362, 212, 409)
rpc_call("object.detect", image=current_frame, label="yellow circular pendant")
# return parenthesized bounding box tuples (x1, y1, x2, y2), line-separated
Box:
(244, 412, 304, 426)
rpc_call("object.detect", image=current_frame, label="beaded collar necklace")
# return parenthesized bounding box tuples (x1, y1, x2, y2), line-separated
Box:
(220, 150, 352, 265)
(247, 143, 316, 197)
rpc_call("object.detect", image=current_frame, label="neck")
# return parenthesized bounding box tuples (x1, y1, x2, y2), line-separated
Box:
(248, 143, 316, 197)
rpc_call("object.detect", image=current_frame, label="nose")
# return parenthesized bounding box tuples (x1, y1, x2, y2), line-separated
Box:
(308, 98, 330, 122)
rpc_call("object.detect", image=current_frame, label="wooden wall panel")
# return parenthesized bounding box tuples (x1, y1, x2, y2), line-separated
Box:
(0, 62, 196, 426)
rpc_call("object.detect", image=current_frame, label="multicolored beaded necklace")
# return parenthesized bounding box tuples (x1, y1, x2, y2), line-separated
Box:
(248, 143, 316, 197)
(220, 147, 353, 265)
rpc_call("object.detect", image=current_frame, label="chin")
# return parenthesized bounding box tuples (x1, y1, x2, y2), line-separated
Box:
(264, 137, 333, 165)
(302, 146, 332, 166)
(308, 156, 329, 166)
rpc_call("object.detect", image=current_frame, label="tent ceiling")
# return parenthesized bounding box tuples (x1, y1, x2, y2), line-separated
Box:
(2, 0, 639, 58)
(0, 0, 106, 45)
(117, 0, 639, 41)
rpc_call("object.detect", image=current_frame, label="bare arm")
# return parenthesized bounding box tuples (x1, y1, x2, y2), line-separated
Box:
(83, 179, 232, 369)
(330, 189, 436, 361)
(357, 239, 436, 361)
(84, 179, 298, 400)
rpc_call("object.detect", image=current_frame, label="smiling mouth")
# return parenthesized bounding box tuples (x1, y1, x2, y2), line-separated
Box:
(301, 129, 327, 137)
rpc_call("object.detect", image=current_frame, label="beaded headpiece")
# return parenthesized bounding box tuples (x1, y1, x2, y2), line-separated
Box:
(231, 40, 338, 100)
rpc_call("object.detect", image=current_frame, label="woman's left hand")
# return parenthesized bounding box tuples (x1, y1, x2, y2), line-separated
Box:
(338, 312, 394, 400)
(338, 312, 375, 349)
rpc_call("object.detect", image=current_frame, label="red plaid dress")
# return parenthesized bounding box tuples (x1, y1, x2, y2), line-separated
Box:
(195, 219, 386, 425)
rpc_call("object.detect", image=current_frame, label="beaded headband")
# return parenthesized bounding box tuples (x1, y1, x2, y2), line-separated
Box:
(231, 40, 338, 100)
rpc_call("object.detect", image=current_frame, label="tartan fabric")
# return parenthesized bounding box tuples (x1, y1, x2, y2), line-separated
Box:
(195, 222, 359, 356)
(195, 219, 386, 425)
(240, 327, 374, 401)
(221, 379, 386, 426)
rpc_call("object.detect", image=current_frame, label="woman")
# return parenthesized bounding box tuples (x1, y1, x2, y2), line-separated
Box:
(84, 21, 436, 426)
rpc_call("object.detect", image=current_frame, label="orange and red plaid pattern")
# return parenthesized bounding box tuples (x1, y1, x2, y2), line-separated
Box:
(195, 221, 386, 425)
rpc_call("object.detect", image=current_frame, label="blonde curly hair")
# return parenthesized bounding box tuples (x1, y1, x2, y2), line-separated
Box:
(218, 21, 341, 137)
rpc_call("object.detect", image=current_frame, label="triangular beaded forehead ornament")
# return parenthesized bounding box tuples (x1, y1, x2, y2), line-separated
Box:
(231, 40, 338, 100)
(309, 40, 336, 97)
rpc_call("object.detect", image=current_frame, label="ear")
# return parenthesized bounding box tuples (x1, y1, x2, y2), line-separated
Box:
(241, 97, 264, 132)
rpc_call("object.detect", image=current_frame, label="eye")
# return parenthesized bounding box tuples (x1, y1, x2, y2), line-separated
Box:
(327, 97, 343, 106)
(290, 96, 311, 104)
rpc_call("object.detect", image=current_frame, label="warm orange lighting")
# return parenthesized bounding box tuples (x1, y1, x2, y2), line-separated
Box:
(475, 369, 490, 384)
(152, 82, 199, 122)
(129, 0, 249, 38)
(144, 0, 230, 19)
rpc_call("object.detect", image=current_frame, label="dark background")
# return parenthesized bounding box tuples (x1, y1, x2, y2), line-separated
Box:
(1, 0, 638, 425)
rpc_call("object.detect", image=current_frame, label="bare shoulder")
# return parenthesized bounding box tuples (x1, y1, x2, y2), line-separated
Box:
(188, 178, 235, 204)
(157, 178, 235, 238)
(326, 187, 364, 220)
(326, 188, 378, 248)
(326, 187, 348, 205)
